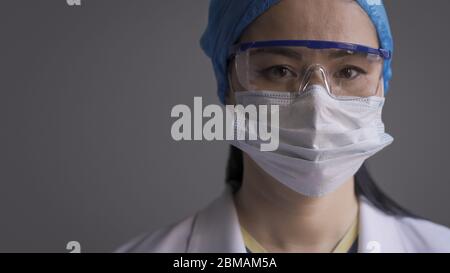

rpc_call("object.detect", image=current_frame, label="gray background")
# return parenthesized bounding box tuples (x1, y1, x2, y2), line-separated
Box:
(0, 0, 448, 252)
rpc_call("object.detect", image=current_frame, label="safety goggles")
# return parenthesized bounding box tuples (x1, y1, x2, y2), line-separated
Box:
(228, 40, 392, 98)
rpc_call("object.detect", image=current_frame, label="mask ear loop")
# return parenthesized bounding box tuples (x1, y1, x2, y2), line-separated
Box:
(299, 64, 333, 96)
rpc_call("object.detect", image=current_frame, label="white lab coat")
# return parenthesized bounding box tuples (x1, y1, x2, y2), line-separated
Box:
(117, 186, 450, 253)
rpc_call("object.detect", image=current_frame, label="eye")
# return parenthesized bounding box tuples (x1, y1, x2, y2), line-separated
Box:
(262, 65, 297, 80)
(336, 66, 366, 80)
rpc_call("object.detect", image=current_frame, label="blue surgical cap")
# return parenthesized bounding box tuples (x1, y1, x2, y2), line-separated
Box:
(200, 0, 393, 104)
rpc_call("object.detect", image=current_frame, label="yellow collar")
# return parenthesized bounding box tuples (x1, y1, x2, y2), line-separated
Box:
(241, 215, 359, 253)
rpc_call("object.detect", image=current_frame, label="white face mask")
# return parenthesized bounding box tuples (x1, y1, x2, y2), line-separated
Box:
(232, 84, 394, 197)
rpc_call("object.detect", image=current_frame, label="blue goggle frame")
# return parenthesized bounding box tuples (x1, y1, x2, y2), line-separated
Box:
(228, 40, 392, 60)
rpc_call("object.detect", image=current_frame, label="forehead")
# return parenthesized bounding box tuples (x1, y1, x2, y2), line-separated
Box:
(239, 0, 379, 48)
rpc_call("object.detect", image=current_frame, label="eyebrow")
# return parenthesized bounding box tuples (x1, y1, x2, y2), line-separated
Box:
(250, 47, 303, 60)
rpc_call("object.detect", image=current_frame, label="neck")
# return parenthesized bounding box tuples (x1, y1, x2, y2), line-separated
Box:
(234, 154, 359, 253)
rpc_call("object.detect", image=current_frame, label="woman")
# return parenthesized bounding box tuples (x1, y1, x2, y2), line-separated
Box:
(118, 0, 450, 253)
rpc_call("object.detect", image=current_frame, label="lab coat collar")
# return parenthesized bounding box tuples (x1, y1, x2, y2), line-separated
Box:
(187, 186, 246, 252)
(187, 186, 407, 253)
(358, 196, 407, 252)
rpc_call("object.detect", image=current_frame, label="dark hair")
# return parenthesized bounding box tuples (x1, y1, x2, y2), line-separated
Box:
(225, 145, 418, 218)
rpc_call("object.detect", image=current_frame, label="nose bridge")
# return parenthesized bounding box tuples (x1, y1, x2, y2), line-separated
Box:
(299, 64, 331, 94)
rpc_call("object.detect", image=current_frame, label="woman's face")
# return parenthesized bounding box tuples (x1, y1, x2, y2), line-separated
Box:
(228, 0, 383, 102)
